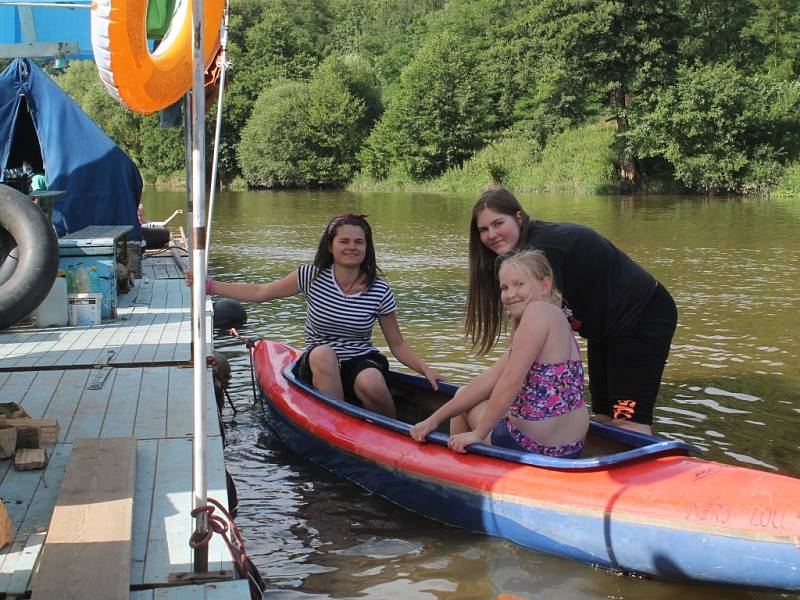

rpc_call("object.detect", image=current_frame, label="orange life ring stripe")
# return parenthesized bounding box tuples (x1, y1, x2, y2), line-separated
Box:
(91, 0, 223, 114)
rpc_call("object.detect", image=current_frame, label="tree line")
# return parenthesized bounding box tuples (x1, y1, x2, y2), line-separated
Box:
(56, 0, 800, 194)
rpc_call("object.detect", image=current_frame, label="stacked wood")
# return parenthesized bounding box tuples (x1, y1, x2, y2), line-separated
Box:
(14, 448, 48, 471)
(0, 424, 17, 459)
(0, 402, 30, 419)
(0, 418, 59, 449)
(0, 501, 11, 549)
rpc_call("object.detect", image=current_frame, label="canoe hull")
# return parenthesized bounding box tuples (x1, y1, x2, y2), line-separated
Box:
(254, 340, 800, 591)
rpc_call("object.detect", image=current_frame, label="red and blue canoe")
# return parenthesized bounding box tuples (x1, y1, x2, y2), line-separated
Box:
(252, 339, 800, 591)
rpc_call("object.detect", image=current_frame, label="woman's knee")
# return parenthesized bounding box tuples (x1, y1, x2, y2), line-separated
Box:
(353, 368, 389, 399)
(308, 345, 339, 373)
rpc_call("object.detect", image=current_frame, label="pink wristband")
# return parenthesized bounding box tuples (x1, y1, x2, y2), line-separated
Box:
(205, 278, 215, 295)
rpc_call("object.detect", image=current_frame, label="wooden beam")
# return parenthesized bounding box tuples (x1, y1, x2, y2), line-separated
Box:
(31, 437, 137, 600)
(0, 40, 78, 59)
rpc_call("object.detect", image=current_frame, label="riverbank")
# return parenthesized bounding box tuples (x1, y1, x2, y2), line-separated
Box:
(143, 117, 800, 198)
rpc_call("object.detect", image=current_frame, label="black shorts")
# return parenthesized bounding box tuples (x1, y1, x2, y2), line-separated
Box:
(292, 348, 390, 404)
(587, 282, 677, 425)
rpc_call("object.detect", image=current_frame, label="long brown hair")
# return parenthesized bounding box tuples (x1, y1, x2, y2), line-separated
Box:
(313, 214, 380, 288)
(465, 187, 530, 354)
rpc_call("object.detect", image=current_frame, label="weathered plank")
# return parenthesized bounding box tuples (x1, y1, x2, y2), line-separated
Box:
(133, 368, 169, 439)
(131, 439, 158, 585)
(31, 437, 137, 600)
(0, 443, 71, 594)
(17, 370, 64, 419)
(65, 368, 117, 441)
(100, 368, 142, 438)
(42, 370, 90, 442)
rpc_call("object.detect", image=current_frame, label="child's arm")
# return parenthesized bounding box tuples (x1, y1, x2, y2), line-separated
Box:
(185, 269, 300, 302)
(379, 312, 443, 389)
(448, 303, 552, 452)
(410, 352, 508, 442)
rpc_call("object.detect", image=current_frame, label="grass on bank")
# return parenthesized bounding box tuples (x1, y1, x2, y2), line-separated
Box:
(771, 161, 800, 197)
(348, 119, 620, 195)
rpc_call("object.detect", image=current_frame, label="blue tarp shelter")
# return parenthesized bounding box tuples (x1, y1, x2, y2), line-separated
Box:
(0, 58, 141, 237)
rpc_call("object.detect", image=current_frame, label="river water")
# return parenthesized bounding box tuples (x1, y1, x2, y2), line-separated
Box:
(144, 189, 800, 599)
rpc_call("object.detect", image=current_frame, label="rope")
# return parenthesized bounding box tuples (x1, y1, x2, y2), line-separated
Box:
(227, 328, 261, 410)
(205, 0, 232, 258)
(190, 497, 265, 599)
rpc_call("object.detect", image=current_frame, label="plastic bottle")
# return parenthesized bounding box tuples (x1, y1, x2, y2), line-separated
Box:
(76, 263, 89, 293)
(31, 273, 69, 327)
(88, 265, 100, 294)
(65, 267, 77, 294)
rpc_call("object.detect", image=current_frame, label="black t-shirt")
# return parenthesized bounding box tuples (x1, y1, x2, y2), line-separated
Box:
(524, 221, 656, 341)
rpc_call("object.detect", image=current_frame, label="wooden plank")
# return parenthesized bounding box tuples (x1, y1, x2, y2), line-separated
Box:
(112, 313, 158, 364)
(17, 370, 64, 419)
(6, 532, 45, 595)
(0, 443, 71, 593)
(133, 313, 170, 364)
(166, 367, 194, 437)
(0, 331, 27, 361)
(100, 368, 142, 438)
(133, 368, 169, 439)
(42, 370, 89, 443)
(14, 448, 48, 471)
(150, 581, 252, 599)
(0, 371, 36, 405)
(206, 435, 230, 569)
(48, 326, 106, 367)
(130, 440, 157, 585)
(66, 368, 117, 441)
(143, 437, 192, 583)
(31, 437, 137, 600)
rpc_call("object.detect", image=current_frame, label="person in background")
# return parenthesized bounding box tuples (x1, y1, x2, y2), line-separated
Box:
(411, 250, 589, 457)
(464, 186, 677, 435)
(186, 214, 441, 418)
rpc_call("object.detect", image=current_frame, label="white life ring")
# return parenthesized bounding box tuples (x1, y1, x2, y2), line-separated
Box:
(91, 0, 223, 114)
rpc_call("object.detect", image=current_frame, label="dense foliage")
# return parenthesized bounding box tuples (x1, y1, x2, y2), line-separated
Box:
(51, 0, 800, 194)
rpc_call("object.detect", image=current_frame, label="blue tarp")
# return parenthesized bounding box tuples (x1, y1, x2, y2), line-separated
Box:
(0, 58, 141, 237)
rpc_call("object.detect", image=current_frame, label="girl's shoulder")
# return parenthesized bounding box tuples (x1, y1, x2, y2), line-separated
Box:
(519, 300, 564, 325)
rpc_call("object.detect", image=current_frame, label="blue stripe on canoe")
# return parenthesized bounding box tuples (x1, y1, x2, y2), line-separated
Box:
(283, 364, 699, 470)
(260, 389, 800, 591)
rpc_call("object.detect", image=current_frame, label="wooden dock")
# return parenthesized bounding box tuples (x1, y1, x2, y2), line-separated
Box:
(0, 255, 252, 599)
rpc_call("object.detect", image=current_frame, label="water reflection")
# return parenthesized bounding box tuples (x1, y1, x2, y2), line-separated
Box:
(144, 190, 799, 599)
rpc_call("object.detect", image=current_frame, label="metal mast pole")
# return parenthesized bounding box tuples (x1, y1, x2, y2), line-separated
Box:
(190, 0, 208, 573)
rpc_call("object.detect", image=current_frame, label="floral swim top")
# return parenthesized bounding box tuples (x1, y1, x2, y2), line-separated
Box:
(508, 337, 585, 421)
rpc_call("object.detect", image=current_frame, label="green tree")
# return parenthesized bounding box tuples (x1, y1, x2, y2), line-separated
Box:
(220, 0, 332, 179)
(515, 0, 684, 185)
(56, 60, 186, 180)
(626, 62, 800, 193)
(740, 0, 800, 78)
(238, 70, 367, 187)
(358, 32, 492, 181)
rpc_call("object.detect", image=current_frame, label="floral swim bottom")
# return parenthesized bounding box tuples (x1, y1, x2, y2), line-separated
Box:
(490, 417, 584, 458)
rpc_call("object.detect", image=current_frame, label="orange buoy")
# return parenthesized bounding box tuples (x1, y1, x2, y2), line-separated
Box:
(91, 0, 223, 114)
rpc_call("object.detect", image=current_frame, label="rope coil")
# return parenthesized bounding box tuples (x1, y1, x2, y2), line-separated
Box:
(190, 497, 265, 598)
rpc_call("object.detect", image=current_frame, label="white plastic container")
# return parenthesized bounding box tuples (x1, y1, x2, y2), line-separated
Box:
(67, 292, 103, 326)
(31, 275, 69, 327)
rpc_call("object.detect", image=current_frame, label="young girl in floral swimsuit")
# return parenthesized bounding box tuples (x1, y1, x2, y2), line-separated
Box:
(411, 250, 589, 458)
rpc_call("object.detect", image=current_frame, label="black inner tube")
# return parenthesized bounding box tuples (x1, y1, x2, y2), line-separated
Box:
(0, 184, 59, 328)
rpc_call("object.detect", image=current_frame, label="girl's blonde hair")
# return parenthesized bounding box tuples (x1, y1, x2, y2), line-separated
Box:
(498, 249, 563, 308)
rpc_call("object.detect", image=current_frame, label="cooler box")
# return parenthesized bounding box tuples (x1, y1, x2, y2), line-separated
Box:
(58, 225, 132, 320)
